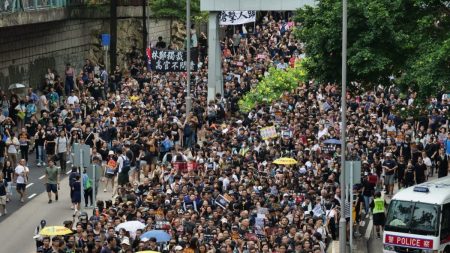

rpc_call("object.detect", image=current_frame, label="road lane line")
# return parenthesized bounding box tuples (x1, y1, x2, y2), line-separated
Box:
(28, 193, 37, 199)
(39, 175, 45, 180)
(66, 171, 71, 175)
(26, 183, 34, 188)
(365, 217, 373, 240)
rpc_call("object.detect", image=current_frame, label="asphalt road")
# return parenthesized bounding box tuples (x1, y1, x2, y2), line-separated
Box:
(0, 153, 72, 222)
(0, 152, 110, 253)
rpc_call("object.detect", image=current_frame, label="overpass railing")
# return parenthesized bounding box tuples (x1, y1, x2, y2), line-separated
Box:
(0, 0, 70, 13)
(0, 0, 146, 14)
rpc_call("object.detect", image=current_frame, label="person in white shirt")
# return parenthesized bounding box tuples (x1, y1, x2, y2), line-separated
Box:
(55, 131, 69, 173)
(422, 151, 433, 177)
(14, 159, 29, 203)
(66, 92, 79, 105)
(37, 94, 49, 114)
(6, 131, 20, 167)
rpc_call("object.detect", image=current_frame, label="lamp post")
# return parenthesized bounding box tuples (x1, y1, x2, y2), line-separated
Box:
(185, 0, 192, 116)
(339, 0, 348, 252)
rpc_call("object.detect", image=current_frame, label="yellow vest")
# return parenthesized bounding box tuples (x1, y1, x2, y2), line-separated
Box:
(373, 197, 385, 214)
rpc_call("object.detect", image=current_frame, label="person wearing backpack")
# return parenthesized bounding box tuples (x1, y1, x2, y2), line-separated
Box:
(82, 169, 93, 207)
(116, 149, 130, 187)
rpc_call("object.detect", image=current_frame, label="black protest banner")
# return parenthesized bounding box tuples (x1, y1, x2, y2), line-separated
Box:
(150, 49, 197, 72)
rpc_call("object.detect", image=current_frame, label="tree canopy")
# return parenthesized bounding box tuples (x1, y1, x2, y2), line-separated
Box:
(150, 0, 203, 22)
(295, 0, 450, 100)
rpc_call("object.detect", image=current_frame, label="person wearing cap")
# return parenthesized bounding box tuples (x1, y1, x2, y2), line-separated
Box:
(382, 153, 397, 196)
(119, 237, 131, 252)
(104, 150, 117, 193)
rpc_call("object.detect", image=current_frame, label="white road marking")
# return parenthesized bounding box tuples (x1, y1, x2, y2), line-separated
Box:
(26, 183, 34, 188)
(39, 175, 45, 180)
(28, 193, 37, 199)
(365, 216, 373, 240)
(66, 170, 71, 175)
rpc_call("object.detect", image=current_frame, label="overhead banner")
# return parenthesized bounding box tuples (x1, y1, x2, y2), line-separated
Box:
(219, 11, 256, 25)
(150, 49, 197, 72)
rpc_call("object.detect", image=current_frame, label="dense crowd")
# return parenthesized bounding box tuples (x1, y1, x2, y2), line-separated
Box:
(0, 11, 448, 253)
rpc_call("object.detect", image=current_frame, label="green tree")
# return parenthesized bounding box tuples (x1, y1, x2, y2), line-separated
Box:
(150, 0, 206, 44)
(239, 61, 308, 112)
(295, 0, 450, 100)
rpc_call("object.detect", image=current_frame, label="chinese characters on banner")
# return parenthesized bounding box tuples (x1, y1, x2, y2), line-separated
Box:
(260, 126, 278, 140)
(150, 49, 197, 72)
(219, 11, 256, 25)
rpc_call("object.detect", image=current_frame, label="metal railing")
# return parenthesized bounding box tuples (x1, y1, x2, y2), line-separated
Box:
(0, 0, 68, 14)
(0, 0, 144, 14)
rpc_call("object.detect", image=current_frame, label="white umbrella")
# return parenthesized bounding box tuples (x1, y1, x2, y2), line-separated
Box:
(8, 83, 27, 90)
(115, 221, 146, 232)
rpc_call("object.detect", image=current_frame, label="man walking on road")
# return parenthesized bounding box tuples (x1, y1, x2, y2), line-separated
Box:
(382, 153, 397, 196)
(14, 159, 28, 203)
(45, 159, 60, 203)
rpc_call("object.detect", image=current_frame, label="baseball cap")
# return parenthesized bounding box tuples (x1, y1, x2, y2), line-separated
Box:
(121, 238, 130, 245)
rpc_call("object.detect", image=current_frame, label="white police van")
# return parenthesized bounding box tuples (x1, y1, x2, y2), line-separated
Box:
(383, 176, 450, 253)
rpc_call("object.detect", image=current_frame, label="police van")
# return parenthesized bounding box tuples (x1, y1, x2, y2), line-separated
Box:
(383, 176, 450, 253)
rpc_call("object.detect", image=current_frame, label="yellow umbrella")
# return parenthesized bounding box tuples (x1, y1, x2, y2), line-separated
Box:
(39, 226, 73, 236)
(273, 157, 298, 165)
(136, 251, 161, 253)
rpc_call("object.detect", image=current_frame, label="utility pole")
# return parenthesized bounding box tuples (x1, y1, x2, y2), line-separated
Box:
(185, 0, 192, 116)
(142, 0, 148, 58)
(110, 0, 117, 70)
(339, 0, 348, 252)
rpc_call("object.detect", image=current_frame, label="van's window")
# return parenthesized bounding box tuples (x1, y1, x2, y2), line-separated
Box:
(385, 200, 440, 236)
(441, 203, 450, 240)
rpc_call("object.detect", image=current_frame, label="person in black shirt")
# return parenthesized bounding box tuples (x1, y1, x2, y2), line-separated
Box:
(26, 116, 38, 152)
(396, 156, 406, 189)
(45, 126, 57, 160)
(155, 36, 167, 49)
(436, 148, 449, 178)
(404, 161, 415, 187)
(414, 157, 427, 184)
(2, 160, 13, 202)
(361, 171, 375, 215)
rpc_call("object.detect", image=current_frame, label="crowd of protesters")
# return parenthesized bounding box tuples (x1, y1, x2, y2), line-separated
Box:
(0, 11, 448, 253)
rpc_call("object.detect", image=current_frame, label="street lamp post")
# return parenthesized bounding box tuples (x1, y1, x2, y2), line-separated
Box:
(339, 0, 348, 252)
(185, 0, 192, 116)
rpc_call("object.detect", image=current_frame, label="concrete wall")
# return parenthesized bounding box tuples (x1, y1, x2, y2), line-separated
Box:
(0, 16, 171, 91)
(0, 8, 68, 28)
(0, 19, 101, 90)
